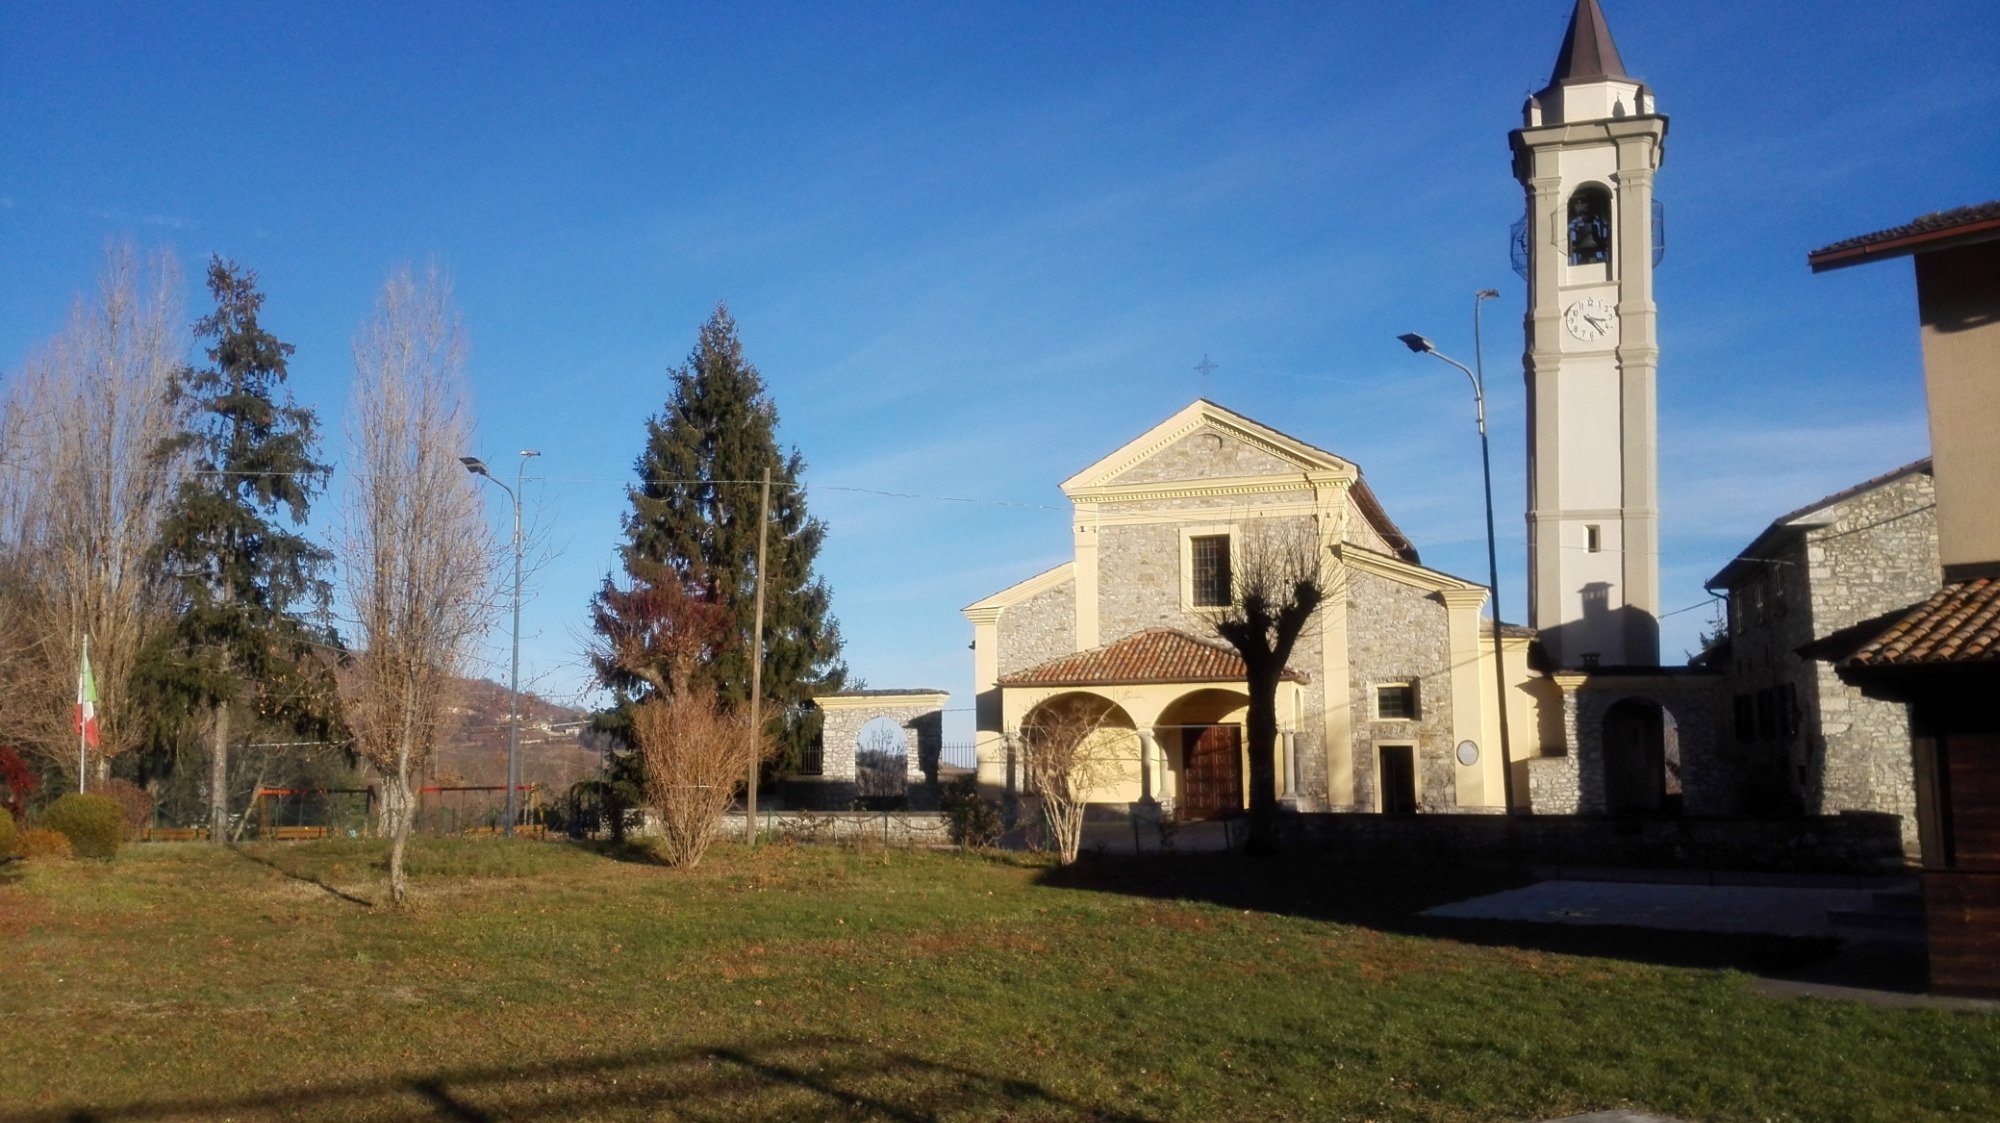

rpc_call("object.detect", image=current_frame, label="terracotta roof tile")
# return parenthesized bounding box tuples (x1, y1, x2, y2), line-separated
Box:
(1809, 201, 2000, 270)
(1844, 579, 2000, 668)
(998, 627, 1307, 688)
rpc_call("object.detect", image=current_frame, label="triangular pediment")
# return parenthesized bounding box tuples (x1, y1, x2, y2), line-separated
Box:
(1061, 400, 1355, 494)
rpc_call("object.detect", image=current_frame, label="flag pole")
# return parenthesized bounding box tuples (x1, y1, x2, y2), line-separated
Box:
(77, 634, 89, 794)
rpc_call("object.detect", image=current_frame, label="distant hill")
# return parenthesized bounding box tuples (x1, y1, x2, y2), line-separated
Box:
(423, 677, 605, 796)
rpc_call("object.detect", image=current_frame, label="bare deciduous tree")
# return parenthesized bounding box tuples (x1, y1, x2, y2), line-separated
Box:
(1208, 518, 1329, 856)
(0, 245, 188, 785)
(338, 267, 494, 905)
(855, 720, 908, 800)
(632, 695, 766, 867)
(1010, 697, 1128, 865)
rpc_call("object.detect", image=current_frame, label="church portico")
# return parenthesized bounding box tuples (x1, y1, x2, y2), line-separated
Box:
(994, 643, 1295, 820)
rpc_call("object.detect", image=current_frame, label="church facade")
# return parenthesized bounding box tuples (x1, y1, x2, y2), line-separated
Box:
(963, 400, 1554, 818)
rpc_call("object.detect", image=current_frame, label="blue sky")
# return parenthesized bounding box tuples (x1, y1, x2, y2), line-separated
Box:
(3, 2, 1995, 740)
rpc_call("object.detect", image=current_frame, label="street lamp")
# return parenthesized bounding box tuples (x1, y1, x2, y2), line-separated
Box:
(462, 449, 540, 838)
(1397, 289, 1517, 813)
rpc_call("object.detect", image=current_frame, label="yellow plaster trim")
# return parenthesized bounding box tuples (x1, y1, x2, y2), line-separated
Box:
(1438, 587, 1492, 611)
(1084, 498, 1323, 527)
(1068, 473, 1344, 506)
(815, 692, 949, 711)
(1336, 545, 1484, 595)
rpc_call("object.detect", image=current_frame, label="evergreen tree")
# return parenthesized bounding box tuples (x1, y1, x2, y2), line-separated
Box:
(596, 304, 845, 765)
(154, 257, 339, 841)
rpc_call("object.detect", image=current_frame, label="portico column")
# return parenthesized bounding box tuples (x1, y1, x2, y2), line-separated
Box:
(1137, 731, 1158, 803)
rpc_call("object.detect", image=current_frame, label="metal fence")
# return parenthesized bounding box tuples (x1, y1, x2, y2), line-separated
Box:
(938, 740, 978, 772)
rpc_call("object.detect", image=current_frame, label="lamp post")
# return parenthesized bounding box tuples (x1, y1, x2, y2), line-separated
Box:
(461, 449, 540, 838)
(1397, 290, 1517, 813)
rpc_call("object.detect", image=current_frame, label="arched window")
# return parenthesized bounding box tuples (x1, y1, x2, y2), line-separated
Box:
(1568, 185, 1612, 267)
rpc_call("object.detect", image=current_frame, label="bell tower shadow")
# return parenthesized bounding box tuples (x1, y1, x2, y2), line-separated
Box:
(1542, 581, 1660, 670)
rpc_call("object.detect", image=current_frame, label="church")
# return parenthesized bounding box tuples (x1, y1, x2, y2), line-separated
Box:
(962, 0, 1718, 820)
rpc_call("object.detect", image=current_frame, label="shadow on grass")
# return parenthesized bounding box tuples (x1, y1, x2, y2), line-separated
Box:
(1038, 851, 1840, 978)
(0, 1035, 1152, 1123)
(227, 843, 376, 908)
(569, 837, 670, 866)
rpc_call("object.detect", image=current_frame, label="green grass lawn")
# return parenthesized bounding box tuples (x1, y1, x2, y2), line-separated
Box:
(1, 839, 1993, 1122)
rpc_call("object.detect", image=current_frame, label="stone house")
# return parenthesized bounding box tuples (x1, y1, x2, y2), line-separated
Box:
(1704, 459, 1937, 850)
(1804, 201, 2000, 997)
(963, 400, 1551, 818)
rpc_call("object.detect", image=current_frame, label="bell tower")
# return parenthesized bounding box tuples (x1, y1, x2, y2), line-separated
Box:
(1510, 0, 1666, 668)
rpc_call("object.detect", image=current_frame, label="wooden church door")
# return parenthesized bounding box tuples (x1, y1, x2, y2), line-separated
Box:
(1180, 725, 1243, 820)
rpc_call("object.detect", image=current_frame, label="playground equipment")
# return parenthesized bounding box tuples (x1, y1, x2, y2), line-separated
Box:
(248, 787, 375, 840)
(416, 784, 544, 837)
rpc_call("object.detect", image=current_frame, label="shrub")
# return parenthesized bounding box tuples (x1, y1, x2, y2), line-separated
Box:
(19, 827, 73, 860)
(0, 808, 15, 857)
(0, 745, 36, 821)
(96, 778, 154, 840)
(940, 776, 1002, 849)
(634, 697, 766, 868)
(42, 793, 124, 860)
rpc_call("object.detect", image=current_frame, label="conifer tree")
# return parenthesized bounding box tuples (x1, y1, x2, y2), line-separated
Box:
(596, 305, 845, 765)
(155, 257, 338, 841)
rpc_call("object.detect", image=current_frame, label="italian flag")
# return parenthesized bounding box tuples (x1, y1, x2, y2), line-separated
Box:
(75, 642, 100, 750)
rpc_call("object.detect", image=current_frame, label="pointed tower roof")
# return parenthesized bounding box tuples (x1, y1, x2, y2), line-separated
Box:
(1548, 0, 1627, 84)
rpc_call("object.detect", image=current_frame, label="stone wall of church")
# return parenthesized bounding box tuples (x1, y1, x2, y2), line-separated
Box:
(996, 578, 1074, 677)
(1341, 505, 1392, 556)
(1092, 506, 1319, 640)
(1343, 570, 1456, 811)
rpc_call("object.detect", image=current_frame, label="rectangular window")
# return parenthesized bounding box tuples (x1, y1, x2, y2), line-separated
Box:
(1585, 525, 1601, 553)
(1733, 695, 1754, 741)
(1375, 682, 1418, 721)
(1189, 534, 1232, 607)
(1756, 689, 1777, 741)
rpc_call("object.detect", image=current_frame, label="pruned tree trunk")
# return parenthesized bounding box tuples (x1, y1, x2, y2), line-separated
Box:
(1210, 520, 1328, 857)
(1240, 666, 1284, 854)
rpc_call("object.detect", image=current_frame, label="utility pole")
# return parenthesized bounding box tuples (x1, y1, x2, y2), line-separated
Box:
(461, 449, 539, 837)
(745, 466, 771, 846)
(1398, 297, 1518, 813)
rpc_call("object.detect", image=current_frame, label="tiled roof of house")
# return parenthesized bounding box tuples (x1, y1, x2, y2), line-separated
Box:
(1844, 579, 2000, 668)
(998, 627, 1307, 688)
(1809, 201, 2000, 272)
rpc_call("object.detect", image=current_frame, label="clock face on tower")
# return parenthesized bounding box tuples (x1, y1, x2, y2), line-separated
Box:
(1564, 296, 1617, 343)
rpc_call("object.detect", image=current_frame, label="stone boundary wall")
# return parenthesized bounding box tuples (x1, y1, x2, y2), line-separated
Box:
(726, 810, 954, 848)
(1274, 811, 1906, 874)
